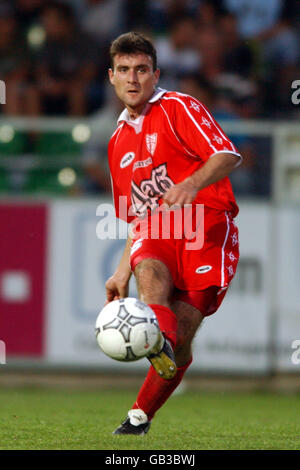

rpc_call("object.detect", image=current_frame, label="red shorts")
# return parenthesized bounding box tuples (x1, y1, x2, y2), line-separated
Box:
(130, 205, 239, 316)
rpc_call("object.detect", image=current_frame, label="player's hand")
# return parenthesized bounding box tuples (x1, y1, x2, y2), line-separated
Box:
(105, 270, 130, 305)
(162, 179, 198, 207)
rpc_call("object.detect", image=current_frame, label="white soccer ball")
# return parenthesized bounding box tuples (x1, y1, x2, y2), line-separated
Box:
(95, 297, 160, 362)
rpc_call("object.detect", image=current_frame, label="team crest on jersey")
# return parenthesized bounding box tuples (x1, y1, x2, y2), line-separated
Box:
(146, 133, 157, 156)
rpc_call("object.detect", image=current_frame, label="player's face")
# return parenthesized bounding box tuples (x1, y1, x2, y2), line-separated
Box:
(109, 54, 160, 117)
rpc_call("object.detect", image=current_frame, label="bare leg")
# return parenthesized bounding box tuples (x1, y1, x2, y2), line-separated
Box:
(134, 258, 173, 307)
(171, 300, 204, 367)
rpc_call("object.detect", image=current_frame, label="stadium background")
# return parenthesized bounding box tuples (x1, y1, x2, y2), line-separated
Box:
(1, 0, 300, 393)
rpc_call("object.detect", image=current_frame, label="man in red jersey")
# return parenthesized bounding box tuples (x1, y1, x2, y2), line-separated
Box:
(105, 32, 241, 435)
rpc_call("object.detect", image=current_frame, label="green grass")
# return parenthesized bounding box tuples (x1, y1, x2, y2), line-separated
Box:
(0, 387, 300, 450)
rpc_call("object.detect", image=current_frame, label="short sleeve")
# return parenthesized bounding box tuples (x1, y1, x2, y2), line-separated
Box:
(169, 94, 242, 164)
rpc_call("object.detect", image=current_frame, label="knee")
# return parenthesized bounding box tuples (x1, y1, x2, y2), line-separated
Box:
(135, 259, 163, 284)
(135, 259, 172, 304)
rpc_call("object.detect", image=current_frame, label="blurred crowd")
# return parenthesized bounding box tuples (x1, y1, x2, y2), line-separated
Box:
(0, 0, 299, 198)
(0, 0, 300, 119)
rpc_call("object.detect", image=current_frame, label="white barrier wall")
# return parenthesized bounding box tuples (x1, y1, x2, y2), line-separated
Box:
(46, 199, 146, 372)
(43, 199, 300, 374)
(276, 207, 300, 371)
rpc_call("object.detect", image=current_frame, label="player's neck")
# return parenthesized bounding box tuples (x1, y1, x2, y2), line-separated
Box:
(125, 103, 148, 121)
(127, 109, 141, 120)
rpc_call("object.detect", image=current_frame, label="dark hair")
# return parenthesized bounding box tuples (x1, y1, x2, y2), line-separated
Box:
(110, 32, 157, 71)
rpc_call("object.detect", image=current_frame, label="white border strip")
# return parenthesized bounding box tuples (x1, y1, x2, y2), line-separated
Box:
(209, 150, 243, 167)
(221, 211, 231, 287)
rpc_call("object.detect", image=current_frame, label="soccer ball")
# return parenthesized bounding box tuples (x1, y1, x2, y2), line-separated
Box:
(95, 297, 160, 362)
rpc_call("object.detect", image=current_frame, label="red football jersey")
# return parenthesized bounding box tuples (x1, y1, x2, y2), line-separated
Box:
(108, 88, 241, 223)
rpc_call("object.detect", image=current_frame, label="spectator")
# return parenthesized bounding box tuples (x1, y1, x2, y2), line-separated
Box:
(196, 27, 223, 82)
(0, 4, 37, 115)
(138, 0, 168, 34)
(195, 25, 260, 117)
(80, 0, 125, 44)
(257, 4, 300, 117)
(166, 0, 200, 21)
(262, 18, 299, 68)
(34, 2, 104, 116)
(196, 0, 225, 28)
(179, 72, 215, 108)
(14, 0, 44, 35)
(155, 16, 201, 90)
(223, 0, 283, 39)
(219, 12, 255, 78)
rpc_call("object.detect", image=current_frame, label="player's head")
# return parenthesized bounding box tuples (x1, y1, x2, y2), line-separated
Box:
(110, 32, 157, 72)
(108, 32, 160, 116)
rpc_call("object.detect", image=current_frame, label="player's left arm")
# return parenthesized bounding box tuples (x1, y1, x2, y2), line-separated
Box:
(162, 95, 242, 206)
(163, 152, 239, 206)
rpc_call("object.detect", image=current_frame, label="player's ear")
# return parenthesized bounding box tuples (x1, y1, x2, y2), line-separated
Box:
(108, 68, 115, 85)
(154, 68, 160, 84)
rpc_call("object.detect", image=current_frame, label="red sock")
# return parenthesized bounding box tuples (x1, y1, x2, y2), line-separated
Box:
(149, 304, 177, 347)
(132, 357, 192, 421)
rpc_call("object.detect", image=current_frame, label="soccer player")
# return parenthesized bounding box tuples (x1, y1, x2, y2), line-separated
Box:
(105, 32, 241, 435)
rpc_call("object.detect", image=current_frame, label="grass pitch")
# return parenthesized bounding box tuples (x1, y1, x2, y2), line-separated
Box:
(0, 387, 300, 450)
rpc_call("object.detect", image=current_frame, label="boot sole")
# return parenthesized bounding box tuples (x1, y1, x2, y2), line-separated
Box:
(148, 351, 177, 380)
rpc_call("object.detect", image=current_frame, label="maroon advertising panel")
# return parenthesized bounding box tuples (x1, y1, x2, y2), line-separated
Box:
(0, 203, 48, 357)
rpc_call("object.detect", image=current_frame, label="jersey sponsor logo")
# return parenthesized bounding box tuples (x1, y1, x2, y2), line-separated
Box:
(195, 265, 212, 274)
(133, 157, 153, 172)
(131, 163, 174, 215)
(120, 151, 135, 168)
(146, 133, 157, 156)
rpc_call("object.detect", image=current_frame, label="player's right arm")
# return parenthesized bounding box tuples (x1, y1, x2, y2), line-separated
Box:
(105, 235, 132, 303)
